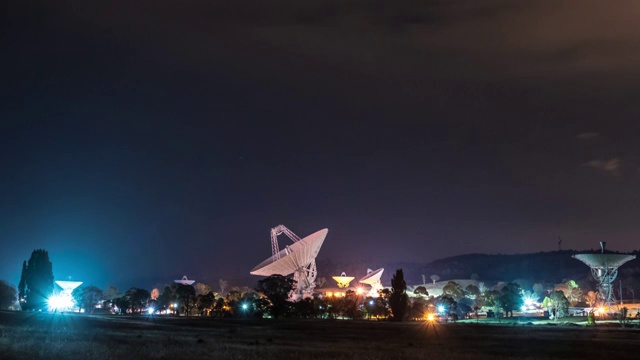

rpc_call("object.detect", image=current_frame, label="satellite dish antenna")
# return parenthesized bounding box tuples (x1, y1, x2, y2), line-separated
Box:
(573, 244, 635, 312)
(55, 280, 83, 294)
(250, 226, 328, 300)
(174, 275, 195, 285)
(332, 272, 355, 288)
(359, 268, 384, 297)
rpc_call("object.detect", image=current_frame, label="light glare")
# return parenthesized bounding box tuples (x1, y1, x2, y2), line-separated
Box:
(47, 294, 74, 311)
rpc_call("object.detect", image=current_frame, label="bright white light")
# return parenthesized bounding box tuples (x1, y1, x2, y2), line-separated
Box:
(356, 287, 363, 294)
(437, 305, 445, 314)
(369, 300, 374, 305)
(524, 298, 533, 306)
(242, 304, 248, 310)
(173, 303, 178, 308)
(147, 307, 155, 315)
(47, 294, 74, 311)
(521, 305, 527, 312)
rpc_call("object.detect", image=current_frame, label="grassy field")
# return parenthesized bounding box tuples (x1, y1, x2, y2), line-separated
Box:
(1, 311, 640, 359)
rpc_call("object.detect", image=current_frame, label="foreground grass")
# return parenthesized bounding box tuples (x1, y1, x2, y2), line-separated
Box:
(2, 311, 640, 359)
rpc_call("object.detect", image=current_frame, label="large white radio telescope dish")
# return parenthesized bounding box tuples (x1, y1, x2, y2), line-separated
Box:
(358, 268, 384, 297)
(251, 226, 328, 300)
(359, 268, 384, 285)
(573, 242, 635, 310)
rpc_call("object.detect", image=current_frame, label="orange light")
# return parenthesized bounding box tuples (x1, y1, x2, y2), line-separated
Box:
(326, 292, 333, 297)
(356, 287, 363, 294)
(598, 307, 605, 314)
(426, 313, 435, 321)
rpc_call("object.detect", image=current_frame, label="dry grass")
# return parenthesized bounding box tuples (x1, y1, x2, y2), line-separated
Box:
(1, 311, 640, 359)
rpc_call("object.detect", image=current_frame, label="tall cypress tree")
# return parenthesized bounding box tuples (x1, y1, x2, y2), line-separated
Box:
(20, 249, 54, 311)
(389, 268, 408, 322)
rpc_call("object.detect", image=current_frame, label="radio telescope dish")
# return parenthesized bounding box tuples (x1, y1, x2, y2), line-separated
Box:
(332, 272, 355, 288)
(174, 276, 195, 285)
(55, 281, 83, 293)
(359, 268, 384, 297)
(573, 242, 635, 310)
(251, 226, 328, 300)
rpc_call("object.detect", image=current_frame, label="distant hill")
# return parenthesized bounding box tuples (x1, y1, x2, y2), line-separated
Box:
(317, 249, 640, 290)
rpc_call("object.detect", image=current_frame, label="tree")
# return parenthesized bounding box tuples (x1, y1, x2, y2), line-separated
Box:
(219, 279, 228, 296)
(19, 249, 54, 311)
(499, 282, 523, 317)
(150, 288, 160, 300)
(532, 283, 545, 298)
(339, 290, 364, 319)
(619, 307, 630, 327)
(72, 286, 103, 313)
(213, 297, 226, 318)
(103, 285, 121, 301)
(585, 290, 598, 307)
(372, 291, 390, 320)
(194, 283, 212, 296)
(569, 287, 584, 305)
(157, 286, 175, 313)
(0, 281, 17, 310)
(465, 284, 480, 299)
(292, 297, 317, 319)
(196, 291, 215, 316)
(437, 295, 458, 315)
(175, 284, 197, 315)
(389, 269, 408, 321)
(549, 290, 569, 320)
(414, 286, 428, 297)
(478, 282, 486, 293)
(113, 296, 131, 314)
(124, 288, 150, 313)
(256, 275, 294, 318)
(407, 297, 427, 320)
(430, 275, 440, 284)
(442, 281, 464, 300)
(484, 290, 503, 317)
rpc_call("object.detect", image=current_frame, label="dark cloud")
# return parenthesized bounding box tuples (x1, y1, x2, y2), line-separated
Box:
(2, 1, 640, 289)
(577, 132, 600, 140)
(584, 158, 621, 175)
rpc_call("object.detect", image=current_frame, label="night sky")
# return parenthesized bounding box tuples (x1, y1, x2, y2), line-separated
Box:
(2, 1, 640, 290)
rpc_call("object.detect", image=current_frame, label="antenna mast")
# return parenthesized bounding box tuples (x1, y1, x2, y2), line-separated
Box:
(270, 225, 301, 260)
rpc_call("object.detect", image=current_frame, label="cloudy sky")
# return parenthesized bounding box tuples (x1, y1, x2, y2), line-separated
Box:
(2, 0, 640, 289)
